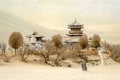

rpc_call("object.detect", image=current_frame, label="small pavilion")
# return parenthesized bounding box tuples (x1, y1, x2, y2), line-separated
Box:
(26, 31, 44, 45)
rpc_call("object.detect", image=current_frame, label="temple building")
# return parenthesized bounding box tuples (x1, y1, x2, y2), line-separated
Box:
(65, 19, 84, 43)
(26, 31, 44, 45)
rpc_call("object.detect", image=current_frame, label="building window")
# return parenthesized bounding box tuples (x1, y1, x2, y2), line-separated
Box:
(36, 37, 42, 41)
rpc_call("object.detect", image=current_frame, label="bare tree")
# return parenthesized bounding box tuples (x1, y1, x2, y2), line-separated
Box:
(19, 43, 38, 61)
(79, 34, 88, 49)
(9, 31, 24, 55)
(92, 34, 101, 48)
(19, 44, 30, 61)
(0, 42, 9, 62)
(107, 44, 120, 62)
(39, 42, 55, 64)
(0, 42, 6, 55)
(51, 34, 63, 66)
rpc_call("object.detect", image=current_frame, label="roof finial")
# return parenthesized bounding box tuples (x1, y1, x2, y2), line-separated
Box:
(74, 18, 77, 24)
(33, 31, 38, 35)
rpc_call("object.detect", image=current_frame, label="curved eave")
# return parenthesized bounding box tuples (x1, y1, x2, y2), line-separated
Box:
(67, 34, 83, 36)
(68, 26, 84, 29)
(68, 24, 84, 26)
(26, 35, 44, 38)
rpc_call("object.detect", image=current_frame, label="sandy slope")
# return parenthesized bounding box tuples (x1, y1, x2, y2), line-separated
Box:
(0, 61, 120, 80)
(0, 10, 58, 44)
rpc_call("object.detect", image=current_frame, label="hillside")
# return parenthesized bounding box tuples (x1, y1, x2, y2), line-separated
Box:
(0, 10, 56, 43)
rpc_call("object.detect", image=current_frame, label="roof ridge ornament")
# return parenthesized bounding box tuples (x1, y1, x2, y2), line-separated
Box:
(74, 18, 77, 24)
(33, 31, 38, 35)
(72, 19, 80, 25)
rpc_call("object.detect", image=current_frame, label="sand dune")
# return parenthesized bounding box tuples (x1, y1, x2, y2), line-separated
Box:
(0, 10, 57, 43)
(0, 61, 119, 80)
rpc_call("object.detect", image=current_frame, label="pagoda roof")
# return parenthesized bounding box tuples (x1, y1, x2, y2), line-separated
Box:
(26, 31, 44, 38)
(68, 19, 84, 28)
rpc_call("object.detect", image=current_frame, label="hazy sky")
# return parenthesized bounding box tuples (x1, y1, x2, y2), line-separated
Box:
(0, 0, 120, 43)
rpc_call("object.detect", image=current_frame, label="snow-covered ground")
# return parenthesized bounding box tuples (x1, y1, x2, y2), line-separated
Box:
(0, 62, 120, 80)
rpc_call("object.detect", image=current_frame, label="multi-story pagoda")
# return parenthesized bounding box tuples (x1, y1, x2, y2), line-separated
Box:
(66, 19, 84, 43)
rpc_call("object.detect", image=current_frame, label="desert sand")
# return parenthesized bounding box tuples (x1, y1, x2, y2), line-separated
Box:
(0, 61, 120, 80)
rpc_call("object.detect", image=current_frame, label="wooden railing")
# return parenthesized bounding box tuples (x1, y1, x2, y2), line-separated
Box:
(69, 31, 83, 34)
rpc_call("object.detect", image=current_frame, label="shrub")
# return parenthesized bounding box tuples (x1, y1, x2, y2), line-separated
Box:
(79, 34, 88, 49)
(109, 45, 120, 61)
(103, 42, 120, 62)
(92, 34, 101, 48)
(52, 34, 62, 48)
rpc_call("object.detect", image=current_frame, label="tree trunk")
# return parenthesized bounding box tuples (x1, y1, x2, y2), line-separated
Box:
(15, 49, 16, 55)
(44, 57, 48, 64)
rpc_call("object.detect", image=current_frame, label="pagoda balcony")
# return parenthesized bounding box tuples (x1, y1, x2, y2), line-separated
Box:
(69, 31, 83, 34)
(68, 26, 83, 29)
